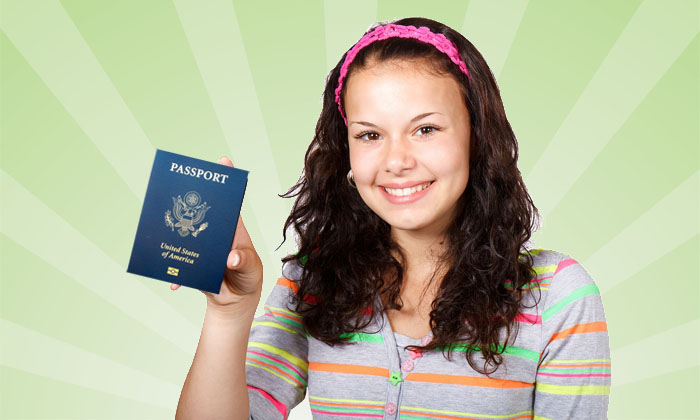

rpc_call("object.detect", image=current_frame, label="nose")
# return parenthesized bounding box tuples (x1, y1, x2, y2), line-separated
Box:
(383, 137, 416, 175)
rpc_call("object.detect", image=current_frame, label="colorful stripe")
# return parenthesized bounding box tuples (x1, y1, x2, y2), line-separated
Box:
(435, 343, 540, 363)
(308, 396, 535, 419)
(309, 395, 385, 418)
(399, 413, 530, 420)
(547, 322, 608, 344)
(339, 332, 385, 343)
(503, 274, 552, 290)
(503, 258, 556, 290)
(310, 409, 383, 418)
(399, 406, 532, 420)
(554, 258, 578, 275)
(245, 360, 304, 391)
(277, 277, 298, 293)
(542, 283, 600, 322)
(264, 304, 303, 328)
(310, 395, 386, 404)
(514, 313, 542, 325)
(265, 304, 301, 320)
(538, 359, 611, 378)
(304, 331, 385, 343)
(262, 312, 301, 329)
(542, 358, 611, 364)
(247, 350, 307, 386)
(309, 361, 390, 378)
(535, 382, 610, 395)
(248, 341, 308, 373)
(251, 320, 302, 336)
(404, 372, 532, 389)
(247, 385, 287, 419)
(537, 372, 611, 378)
(533, 263, 557, 275)
(276, 277, 319, 305)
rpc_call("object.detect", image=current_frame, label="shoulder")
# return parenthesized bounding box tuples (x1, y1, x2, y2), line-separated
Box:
(524, 247, 564, 274)
(527, 248, 604, 325)
(527, 248, 597, 291)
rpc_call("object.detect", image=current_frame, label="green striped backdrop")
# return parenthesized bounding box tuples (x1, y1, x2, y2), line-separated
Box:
(1, 1, 697, 419)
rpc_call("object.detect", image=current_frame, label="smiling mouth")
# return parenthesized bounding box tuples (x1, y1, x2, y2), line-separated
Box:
(383, 181, 434, 197)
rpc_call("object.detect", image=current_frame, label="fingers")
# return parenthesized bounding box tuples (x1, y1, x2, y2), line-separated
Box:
(170, 283, 181, 290)
(223, 247, 262, 296)
(219, 155, 234, 167)
(226, 247, 261, 278)
(227, 249, 241, 270)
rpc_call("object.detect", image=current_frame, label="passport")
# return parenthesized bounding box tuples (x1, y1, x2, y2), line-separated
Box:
(127, 149, 249, 294)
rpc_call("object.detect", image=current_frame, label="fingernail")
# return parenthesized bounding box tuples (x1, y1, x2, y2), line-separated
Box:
(231, 252, 240, 267)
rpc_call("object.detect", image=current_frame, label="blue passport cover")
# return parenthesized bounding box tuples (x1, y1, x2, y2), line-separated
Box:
(127, 149, 248, 294)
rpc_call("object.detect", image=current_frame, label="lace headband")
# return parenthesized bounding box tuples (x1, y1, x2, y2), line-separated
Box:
(334, 23, 472, 126)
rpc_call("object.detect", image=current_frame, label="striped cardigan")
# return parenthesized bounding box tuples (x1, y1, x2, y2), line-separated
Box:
(245, 249, 611, 419)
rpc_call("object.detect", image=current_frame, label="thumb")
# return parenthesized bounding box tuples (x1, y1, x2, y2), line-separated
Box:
(219, 155, 235, 167)
(225, 247, 262, 291)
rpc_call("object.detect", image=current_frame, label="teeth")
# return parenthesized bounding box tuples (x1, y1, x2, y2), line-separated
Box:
(384, 182, 432, 196)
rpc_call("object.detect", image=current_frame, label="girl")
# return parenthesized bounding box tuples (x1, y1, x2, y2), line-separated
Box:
(174, 16, 610, 420)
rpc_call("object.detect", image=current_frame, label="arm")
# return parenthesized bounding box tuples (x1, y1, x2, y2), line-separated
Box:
(176, 291, 261, 420)
(176, 260, 308, 420)
(533, 253, 611, 420)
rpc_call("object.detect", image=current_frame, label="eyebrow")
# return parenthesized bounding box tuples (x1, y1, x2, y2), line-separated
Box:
(349, 112, 442, 127)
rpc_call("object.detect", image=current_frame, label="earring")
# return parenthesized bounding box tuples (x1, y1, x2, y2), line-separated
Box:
(346, 169, 356, 188)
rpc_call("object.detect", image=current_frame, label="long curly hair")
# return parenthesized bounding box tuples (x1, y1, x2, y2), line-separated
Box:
(279, 16, 541, 375)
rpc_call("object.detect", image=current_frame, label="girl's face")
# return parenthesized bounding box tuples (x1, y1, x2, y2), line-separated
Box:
(345, 60, 471, 239)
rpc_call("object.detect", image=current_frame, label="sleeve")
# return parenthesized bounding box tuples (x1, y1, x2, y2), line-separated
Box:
(246, 260, 308, 420)
(533, 253, 611, 420)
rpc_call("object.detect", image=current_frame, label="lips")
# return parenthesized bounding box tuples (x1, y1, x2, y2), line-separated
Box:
(382, 181, 433, 196)
(379, 180, 435, 204)
(380, 180, 434, 189)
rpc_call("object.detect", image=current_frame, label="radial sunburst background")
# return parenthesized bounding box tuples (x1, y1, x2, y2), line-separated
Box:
(1, 1, 698, 419)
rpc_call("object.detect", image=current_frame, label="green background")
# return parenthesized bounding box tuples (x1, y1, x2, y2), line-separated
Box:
(1, 1, 698, 419)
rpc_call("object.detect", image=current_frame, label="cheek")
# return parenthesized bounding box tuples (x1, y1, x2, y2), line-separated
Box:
(429, 140, 469, 172)
(349, 152, 378, 185)
(425, 151, 470, 191)
(422, 147, 461, 175)
(351, 163, 372, 185)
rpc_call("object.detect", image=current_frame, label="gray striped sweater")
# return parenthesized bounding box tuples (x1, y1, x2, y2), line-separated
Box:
(244, 248, 611, 419)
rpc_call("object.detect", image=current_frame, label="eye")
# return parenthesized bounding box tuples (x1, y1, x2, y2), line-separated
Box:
(355, 131, 381, 142)
(415, 125, 439, 137)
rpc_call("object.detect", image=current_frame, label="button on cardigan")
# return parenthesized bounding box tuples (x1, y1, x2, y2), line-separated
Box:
(245, 249, 611, 419)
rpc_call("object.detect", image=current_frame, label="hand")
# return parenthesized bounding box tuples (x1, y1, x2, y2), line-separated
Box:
(170, 156, 263, 310)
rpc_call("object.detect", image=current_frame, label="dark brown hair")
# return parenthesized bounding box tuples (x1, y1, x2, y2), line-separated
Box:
(279, 16, 541, 375)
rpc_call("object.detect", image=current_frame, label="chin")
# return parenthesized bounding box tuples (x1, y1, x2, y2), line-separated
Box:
(383, 216, 430, 232)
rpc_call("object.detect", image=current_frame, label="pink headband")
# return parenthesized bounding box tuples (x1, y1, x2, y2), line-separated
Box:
(334, 23, 472, 126)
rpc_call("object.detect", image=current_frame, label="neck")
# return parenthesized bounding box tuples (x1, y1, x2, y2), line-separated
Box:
(390, 226, 450, 289)
(380, 228, 450, 314)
